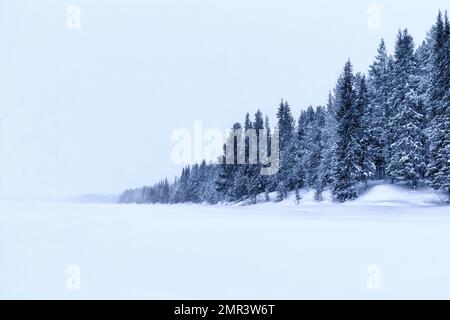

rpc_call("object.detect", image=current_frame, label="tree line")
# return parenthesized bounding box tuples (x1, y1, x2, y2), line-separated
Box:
(120, 11, 450, 204)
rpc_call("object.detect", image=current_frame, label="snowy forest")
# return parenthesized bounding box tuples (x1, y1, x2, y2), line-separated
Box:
(119, 12, 450, 205)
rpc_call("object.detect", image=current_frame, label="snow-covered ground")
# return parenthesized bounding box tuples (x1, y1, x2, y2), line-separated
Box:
(1, 184, 449, 299)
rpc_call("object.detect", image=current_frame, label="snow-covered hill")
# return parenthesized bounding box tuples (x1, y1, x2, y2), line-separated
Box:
(352, 183, 448, 207)
(240, 182, 448, 208)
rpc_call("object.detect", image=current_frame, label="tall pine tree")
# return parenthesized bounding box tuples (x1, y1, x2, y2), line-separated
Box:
(332, 60, 360, 202)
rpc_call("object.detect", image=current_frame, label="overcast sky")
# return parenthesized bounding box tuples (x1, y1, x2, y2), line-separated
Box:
(0, 0, 448, 199)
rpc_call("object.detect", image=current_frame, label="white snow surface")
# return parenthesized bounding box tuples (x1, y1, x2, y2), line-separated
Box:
(1, 184, 449, 299)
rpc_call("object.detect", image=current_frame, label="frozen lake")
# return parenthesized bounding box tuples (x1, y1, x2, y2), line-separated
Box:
(1, 192, 450, 299)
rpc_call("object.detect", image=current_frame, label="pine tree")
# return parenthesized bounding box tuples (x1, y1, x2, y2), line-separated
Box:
(203, 164, 221, 204)
(263, 115, 276, 194)
(216, 124, 242, 201)
(427, 11, 450, 196)
(386, 30, 426, 189)
(162, 178, 170, 203)
(332, 60, 360, 202)
(293, 111, 307, 189)
(303, 106, 326, 194)
(275, 100, 295, 201)
(246, 110, 266, 202)
(355, 74, 375, 189)
(367, 39, 391, 179)
(318, 93, 338, 189)
(294, 185, 302, 204)
(234, 114, 253, 201)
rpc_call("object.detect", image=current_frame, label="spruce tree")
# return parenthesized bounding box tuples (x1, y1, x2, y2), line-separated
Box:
(318, 93, 338, 189)
(367, 39, 391, 179)
(355, 74, 375, 190)
(246, 109, 266, 202)
(275, 100, 295, 201)
(263, 116, 276, 194)
(427, 11, 450, 196)
(332, 60, 360, 202)
(386, 30, 426, 189)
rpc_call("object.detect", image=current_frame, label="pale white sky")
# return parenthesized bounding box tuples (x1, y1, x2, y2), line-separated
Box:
(0, 0, 448, 199)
